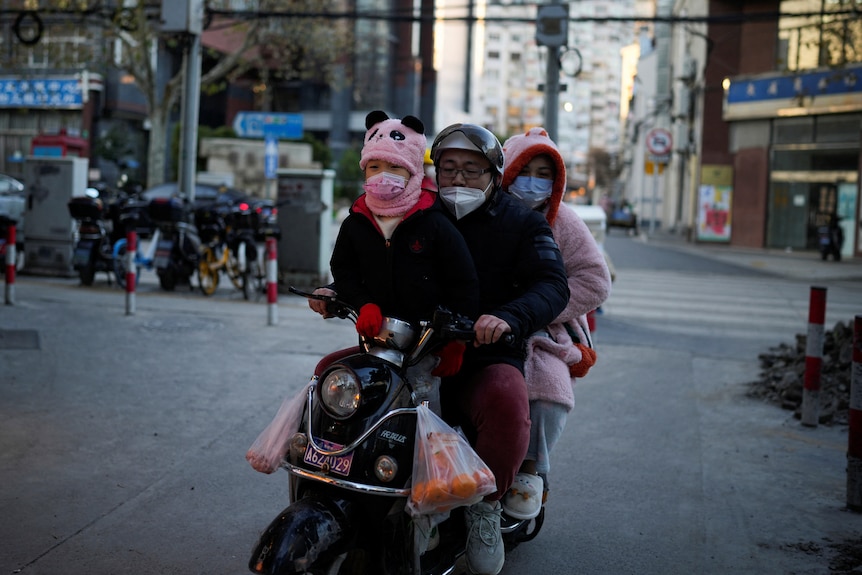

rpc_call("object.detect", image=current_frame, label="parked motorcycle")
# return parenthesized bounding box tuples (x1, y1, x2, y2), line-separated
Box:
(247, 289, 543, 575)
(148, 197, 201, 291)
(67, 190, 119, 285)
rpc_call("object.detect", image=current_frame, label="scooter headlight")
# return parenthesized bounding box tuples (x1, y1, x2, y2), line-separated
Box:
(320, 368, 361, 418)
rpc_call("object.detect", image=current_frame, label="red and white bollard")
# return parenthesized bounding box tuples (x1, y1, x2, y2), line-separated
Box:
(847, 315, 862, 511)
(4, 223, 15, 305)
(266, 238, 278, 326)
(801, 286, 827, 427)
(125, 231, 136, 316)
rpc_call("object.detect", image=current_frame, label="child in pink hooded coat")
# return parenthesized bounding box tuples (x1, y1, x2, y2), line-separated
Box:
(499, 127, 612, 519)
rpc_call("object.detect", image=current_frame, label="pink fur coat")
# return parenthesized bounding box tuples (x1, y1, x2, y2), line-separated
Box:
(524, 204, 612, 411)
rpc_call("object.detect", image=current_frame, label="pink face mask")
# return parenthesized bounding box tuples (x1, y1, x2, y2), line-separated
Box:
(363, 172, 407, 201)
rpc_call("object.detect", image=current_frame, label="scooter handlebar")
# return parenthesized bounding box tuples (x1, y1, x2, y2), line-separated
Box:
(289, 286, 355, 320)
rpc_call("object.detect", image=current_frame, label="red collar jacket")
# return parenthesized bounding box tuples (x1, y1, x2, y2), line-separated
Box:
(331, 190, 480, 327)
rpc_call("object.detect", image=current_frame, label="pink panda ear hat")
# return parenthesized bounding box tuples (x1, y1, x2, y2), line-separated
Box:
(360, 110, 427, 216)
(502, 127, 567, 226)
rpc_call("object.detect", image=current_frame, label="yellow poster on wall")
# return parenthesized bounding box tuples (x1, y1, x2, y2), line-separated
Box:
(698, 165, 733, 242)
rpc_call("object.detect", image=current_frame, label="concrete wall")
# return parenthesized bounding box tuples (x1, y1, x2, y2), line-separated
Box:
(198, 138, 320, 198)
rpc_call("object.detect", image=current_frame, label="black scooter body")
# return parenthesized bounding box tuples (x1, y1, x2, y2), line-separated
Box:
(248, 301, 541, 575)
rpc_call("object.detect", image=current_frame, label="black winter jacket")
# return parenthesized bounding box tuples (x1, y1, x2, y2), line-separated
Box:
(451, 188, 570, 371)
(330, 190, 480, 326)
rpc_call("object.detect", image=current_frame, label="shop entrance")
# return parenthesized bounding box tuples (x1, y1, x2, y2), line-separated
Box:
(767, 176, 857, 253)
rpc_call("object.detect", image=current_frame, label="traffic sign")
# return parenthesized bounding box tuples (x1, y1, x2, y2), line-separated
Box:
(646, 128, 672, 156)
(536, 4, 569, 47)
(233, 112, 303, 139)
(264, 135, 278, 179)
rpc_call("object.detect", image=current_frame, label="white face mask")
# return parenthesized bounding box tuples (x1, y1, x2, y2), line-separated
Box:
(439, 181, 492, 219)
(508, 176, 553, 210)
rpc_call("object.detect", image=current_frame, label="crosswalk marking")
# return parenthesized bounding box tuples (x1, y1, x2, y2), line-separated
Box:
(603, 270, 859, 341)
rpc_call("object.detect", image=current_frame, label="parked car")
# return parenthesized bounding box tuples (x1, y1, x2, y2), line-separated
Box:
(141, 182, 249, 211)
(0, 173, 26, 222)
(0, 173, 26, 272)
(568, 202, 616, 282)
(0, 173, 26, 230)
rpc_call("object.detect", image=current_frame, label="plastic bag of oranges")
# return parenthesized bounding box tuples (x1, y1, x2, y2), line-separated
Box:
(407, 404, 496, 516)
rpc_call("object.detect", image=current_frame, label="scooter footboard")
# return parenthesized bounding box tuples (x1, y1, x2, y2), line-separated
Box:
(249, 494, 358, 574)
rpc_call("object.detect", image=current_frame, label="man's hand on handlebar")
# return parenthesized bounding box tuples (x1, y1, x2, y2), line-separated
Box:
(308, 287, 337, 318)
(473, 314, 512, 346)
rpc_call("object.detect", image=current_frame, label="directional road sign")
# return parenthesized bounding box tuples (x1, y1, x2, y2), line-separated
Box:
(264, 135, 278, 179)
(233, 112, 303, 139)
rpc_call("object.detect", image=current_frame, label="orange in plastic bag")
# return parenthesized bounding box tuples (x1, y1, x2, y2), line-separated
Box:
(406, 404, 495, 516)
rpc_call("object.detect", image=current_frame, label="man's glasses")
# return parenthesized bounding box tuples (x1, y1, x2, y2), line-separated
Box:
(438, 167, 490, 181)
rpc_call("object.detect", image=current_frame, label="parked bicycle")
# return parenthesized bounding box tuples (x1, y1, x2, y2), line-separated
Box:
(195, 204, 256, 299)
(243, 198, 281, 299)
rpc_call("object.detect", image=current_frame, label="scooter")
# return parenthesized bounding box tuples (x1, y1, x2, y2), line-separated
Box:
(148, 197, 201, 291)
(247, 289, 543, 575)
(67, 190, 119, 286)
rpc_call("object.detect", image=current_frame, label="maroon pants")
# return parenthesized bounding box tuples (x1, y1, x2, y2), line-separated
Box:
(453, 363, 531, 501)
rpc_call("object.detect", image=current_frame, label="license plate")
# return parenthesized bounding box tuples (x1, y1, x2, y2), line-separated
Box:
(303, 439, 354, 476)
(154, 240, 173, 269)
(73, 243, 93, 266)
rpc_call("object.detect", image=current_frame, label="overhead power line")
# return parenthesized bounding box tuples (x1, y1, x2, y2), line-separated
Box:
(203, 7, 861, 26)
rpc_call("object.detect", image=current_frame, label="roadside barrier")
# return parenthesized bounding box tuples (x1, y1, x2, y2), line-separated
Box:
(848, 315, 862, 512)
(4, 223, 14, 305)
(801, 286, 827, 427)
(266, 237, 278, 326)
(125, 231, 136, 316)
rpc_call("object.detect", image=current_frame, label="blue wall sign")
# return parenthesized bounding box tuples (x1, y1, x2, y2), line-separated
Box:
(724, 63, 862, 120)
(0, 78, 83, 108)
(233, 112, 303, 139)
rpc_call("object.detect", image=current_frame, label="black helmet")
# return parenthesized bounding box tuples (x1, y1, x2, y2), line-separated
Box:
(430, 123, 504, 175)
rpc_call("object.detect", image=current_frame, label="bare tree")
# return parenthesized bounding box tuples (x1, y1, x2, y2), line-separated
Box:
(1, 1, 352, 187)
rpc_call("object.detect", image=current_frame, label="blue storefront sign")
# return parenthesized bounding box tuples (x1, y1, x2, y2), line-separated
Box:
(723, 63, 862, 120)
(0, 78, 83, 109)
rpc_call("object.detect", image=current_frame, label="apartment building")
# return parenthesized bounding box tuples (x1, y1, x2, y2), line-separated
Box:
(437, 0, 637, 192)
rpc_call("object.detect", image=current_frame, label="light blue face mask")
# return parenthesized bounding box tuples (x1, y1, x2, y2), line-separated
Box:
(508, 176, 554, 210)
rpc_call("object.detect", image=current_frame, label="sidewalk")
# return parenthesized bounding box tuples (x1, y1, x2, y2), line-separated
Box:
(635, 229, 862, 282)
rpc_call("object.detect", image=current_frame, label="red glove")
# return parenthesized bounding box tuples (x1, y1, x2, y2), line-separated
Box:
(356, 303, 383, 338)
(569, 343, 597, 378)
(431, 341, 466, 377)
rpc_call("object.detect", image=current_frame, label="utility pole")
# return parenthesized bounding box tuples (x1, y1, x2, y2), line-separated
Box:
(536, 4, 568, 142)
(180, 29, 202, 203)
(162, 0, 203, 203)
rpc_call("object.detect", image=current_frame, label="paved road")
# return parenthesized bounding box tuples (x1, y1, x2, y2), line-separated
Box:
(2, 235, 861, 574)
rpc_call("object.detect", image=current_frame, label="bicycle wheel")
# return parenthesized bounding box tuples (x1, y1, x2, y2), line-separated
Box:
(198, 246, 219, 296)
(112, 239, 141, 289)
(249, 258, 266, 301)
(227, 242, 250, 300)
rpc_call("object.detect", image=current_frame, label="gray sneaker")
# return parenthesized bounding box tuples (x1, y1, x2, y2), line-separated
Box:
(464, 500, 504, 575)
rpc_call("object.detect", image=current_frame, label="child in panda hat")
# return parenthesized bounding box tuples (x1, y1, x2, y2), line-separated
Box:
(327, 110, 480, 377)
(499, 127, 612, 519)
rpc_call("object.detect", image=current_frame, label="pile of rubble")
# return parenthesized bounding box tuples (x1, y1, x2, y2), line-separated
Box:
(746, 320, 856, 426)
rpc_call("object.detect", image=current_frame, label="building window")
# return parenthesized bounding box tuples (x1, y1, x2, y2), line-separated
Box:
(777, 0, 862, 71)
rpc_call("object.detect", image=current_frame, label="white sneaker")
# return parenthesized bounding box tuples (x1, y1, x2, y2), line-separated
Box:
(464, 500, 504, 575)
(501, 472, 543, 520)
